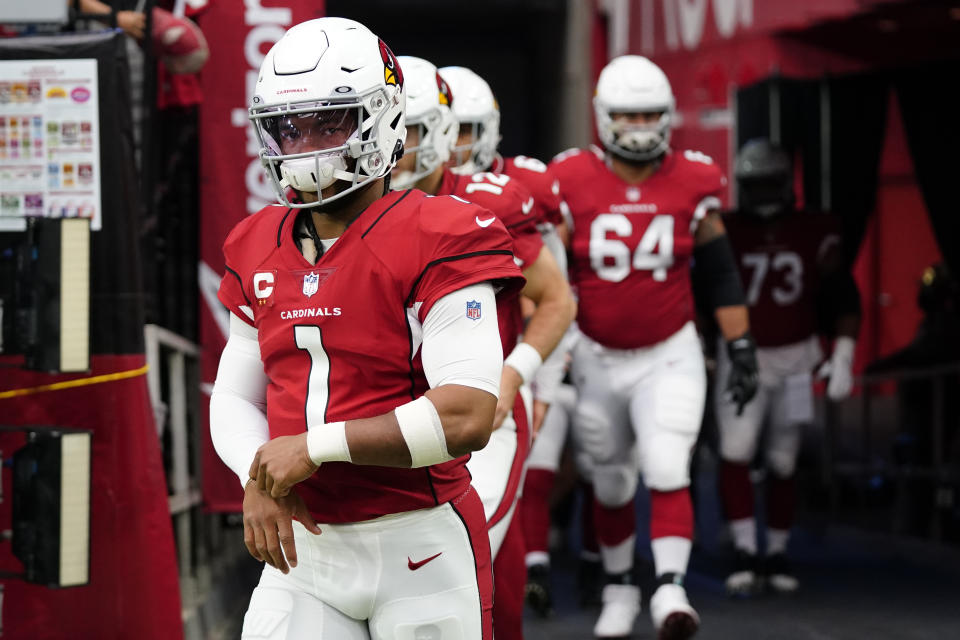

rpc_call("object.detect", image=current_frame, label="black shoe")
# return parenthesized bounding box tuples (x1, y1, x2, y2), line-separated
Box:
(724, 549, 760, 596)
(763, 553, 799, 594)
(525, 563, 554, 618)
(577, 556, 603, 608)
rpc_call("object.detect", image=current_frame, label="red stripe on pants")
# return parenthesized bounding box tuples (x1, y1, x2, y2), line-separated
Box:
(451, 487, 494, 640)
(489, 393, 531, 529)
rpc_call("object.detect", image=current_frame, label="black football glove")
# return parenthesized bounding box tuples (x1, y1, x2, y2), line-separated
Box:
(726, 332, 759, 416)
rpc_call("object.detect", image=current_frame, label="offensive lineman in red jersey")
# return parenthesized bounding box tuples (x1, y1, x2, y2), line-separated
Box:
(718, 140, 860, 596)
(211, 20, 525, 640)
(393, 57, 575, 640)
(550, 56, 759, 639)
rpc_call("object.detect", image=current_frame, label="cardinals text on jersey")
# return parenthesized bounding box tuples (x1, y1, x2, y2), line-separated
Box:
(551, 148, 726, 349)
(218, 189, 524, 523)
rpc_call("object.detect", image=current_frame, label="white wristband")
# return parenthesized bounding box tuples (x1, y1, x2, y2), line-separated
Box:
(306, 421, 351, 465)
(395, 396, 454, 468)
(504, 342, 543, 384)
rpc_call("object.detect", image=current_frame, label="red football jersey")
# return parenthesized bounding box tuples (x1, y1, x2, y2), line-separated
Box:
(217, 189, 524, 523)
(724, 210, 841, 347)
(551, 147, 726, 349)
(437, 168, 543, 357)
(494, 155, 564, 227)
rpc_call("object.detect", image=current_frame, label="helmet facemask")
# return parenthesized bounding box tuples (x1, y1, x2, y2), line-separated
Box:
(596, 107, 672, 162)
(392, 106, 455, 189)
(738, 177, 793, 219)
(251, 85, 405, 208)
(450, 116, 499, 175)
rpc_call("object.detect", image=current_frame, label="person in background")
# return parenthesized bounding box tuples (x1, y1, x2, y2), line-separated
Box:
(717, 139, 861, 595)
(75, 0, 146, 40)
(394, 57, 575, 640)
(550, 55, 758, 639)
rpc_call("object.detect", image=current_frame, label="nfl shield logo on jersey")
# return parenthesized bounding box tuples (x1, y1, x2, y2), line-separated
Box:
(466, 300, 482, 320)
(302, 272, 320, 297)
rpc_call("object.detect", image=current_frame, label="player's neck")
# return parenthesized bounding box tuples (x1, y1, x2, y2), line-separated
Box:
(305, 179, 385, 239)
(609, 154, 660, 184)
(415, 167, 445, 196)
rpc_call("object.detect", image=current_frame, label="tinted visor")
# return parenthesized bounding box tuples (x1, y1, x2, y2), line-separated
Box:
(261, 107, 358, 156)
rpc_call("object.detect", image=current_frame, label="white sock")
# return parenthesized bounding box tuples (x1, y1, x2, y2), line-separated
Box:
(651, 536, 692, 577)
(600, 535, 635, 575)
(729, 518, 758, 555)
(525, 551, 550, 568)
(767, 528, 790, 555)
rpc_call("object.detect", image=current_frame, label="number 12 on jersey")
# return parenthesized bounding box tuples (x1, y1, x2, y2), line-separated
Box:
(590, 213, 674, 282)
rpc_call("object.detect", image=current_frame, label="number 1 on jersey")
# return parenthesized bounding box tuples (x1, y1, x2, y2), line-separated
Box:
(295, 325, 330, 429)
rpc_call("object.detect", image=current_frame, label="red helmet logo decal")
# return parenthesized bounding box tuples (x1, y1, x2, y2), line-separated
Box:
(379, 39, 403, 88)
(436, 72, 453, 107)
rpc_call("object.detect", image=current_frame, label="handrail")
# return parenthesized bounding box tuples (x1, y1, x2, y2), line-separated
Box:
(859, 361, 960, 384)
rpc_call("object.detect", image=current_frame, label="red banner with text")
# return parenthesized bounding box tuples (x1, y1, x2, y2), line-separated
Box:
(197, 1, 325, 511)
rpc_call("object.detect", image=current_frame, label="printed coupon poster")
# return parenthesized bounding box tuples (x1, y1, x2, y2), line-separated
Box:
(0, 59, 101, 231)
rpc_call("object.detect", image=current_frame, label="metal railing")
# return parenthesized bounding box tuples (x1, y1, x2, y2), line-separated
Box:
(822, 361, 960, 540)
(144, 325, 205, 609)
(144, 324, 255, 639)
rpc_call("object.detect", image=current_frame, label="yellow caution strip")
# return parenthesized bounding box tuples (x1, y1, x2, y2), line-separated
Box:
(0, 364, 149, 400)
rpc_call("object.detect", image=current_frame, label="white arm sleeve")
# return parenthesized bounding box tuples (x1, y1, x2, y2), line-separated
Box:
(420, 283, 503, 398)
(209, 313, 270, 485)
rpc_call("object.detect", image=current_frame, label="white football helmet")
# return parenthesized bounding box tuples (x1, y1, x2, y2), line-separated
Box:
(249, 17, 407, 208)
(439, 66, 500, 174)
(391, 56, 458, 190)
(594, 55, 675, 162)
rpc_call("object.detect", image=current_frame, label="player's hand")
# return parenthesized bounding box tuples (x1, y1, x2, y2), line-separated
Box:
(249, 434, 318, 498)
(726, 332, 759, 416)
(531, 399, 549, 436)
(817, 336, 856, 401)
(494, 366, 523, 430)
(117, 11, 146, 41)
(242, 480, 321, 574)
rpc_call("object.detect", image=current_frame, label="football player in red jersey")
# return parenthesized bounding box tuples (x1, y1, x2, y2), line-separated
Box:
(438, 64, 574, 431)
(550, 56, 758, 639)
(717, 139, 860, 596)
(210, 20, 526, 640)
(393, 57, 575, 640)
(436, 65, 586, 620)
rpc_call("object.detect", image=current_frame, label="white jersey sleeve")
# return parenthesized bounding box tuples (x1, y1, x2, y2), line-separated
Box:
(421, 282, 503, 398)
